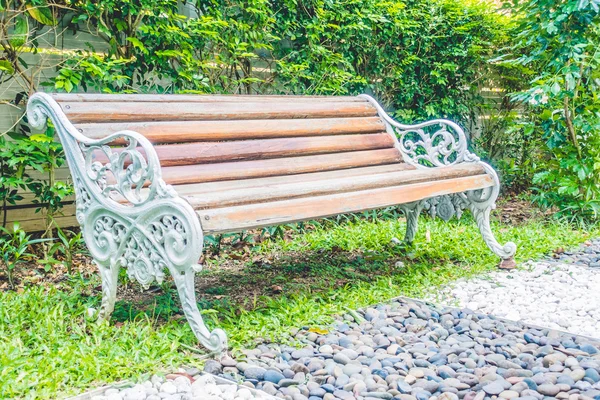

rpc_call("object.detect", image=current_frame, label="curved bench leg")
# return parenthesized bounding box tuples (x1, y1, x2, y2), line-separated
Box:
(399, 201, 424, 243)
(470, 204, 516, 261)
(97, 261, 120, 321)
(172, 267, 228, 353)
(465, 162, 517, 264)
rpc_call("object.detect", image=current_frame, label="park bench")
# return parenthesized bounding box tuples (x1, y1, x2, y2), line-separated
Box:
(27, 92, 516, 353)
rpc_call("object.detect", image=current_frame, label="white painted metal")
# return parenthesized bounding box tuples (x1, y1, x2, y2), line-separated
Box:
(26, 92, 516, 354)
(27, 93, 227, 353)
(360, 94, 516, 260)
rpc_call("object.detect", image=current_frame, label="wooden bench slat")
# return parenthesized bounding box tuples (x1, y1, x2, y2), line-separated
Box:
(96, 133, 394, 167)
(198, 174, 495, 233)
(172, 164, 416, 195)
(76, 117, 386, 143)
(160, 148, 403, 185)
(115, 164, 416, 206)
(51, 93, 366, 103)
(60, 101, 378, 123)
(185, 164, 486, 209)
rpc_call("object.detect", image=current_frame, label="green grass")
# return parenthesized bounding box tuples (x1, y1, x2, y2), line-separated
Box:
(1, 214, 598, 399)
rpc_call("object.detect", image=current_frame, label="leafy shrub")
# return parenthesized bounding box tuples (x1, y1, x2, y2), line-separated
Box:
(0, 126, 73, 237)
(56, 0, 511, 126)
(271, 0, 512, 123)
(58, 0, 274, 94)
(0, 223, 51, 287)
(501, 0, 600, 220)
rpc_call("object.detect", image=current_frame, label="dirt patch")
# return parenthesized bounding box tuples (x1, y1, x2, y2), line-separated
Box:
(497, 196, 553, 225)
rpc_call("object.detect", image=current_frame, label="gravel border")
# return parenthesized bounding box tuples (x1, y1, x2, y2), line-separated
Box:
(428, 259, 600, 338)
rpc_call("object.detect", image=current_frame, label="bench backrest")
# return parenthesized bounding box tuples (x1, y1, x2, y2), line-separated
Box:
(50, 94, 404, 185)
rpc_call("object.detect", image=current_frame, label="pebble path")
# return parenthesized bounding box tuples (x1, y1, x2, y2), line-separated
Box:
(87, 241, 600, 400)
(95, 297, 600, 400)
(429, 240, 600, 338)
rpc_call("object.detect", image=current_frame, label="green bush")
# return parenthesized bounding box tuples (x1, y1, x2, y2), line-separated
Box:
(271, 0, 511, 123)
(501, 0, 600, 220)
(57, 0, 511, 126)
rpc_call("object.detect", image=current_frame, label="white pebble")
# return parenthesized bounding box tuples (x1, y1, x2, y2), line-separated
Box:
(429, 260, 600, 337)
(160, 381, 177, 395)
(236, 388, 253, 400)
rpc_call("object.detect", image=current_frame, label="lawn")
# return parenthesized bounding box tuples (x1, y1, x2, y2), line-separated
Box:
(1, 207, 598, 399)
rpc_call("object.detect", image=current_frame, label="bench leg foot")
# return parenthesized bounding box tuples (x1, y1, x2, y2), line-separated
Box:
(470, 204, 516, 260)
(97, 261, 119, 321)
(399, 201, 424, 243)
(172, 267, 228, 354)
(466, 162, 517, 260)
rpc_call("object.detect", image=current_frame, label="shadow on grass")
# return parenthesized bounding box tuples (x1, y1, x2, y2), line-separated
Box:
(110, 244, 427, 324)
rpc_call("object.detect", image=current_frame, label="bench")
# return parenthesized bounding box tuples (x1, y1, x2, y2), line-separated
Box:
(27, 92, 516, 353)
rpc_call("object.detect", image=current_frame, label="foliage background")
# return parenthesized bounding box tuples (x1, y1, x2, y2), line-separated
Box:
(1, 0, 599, 219)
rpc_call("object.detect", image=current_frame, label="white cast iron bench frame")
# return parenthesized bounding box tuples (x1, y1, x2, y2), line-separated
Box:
(27, 92, 516, 353)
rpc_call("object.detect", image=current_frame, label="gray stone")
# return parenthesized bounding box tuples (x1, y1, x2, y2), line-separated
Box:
(333, 353, 351, 365)
(279, 379, 301, 387)
(263, 370, 285, 384)
(482, 381, 505, 395)
(332, 389, 354, 400)
(342, 364, 362, 376)
(536, 384, 560, 396)
(309, 388, 326, 397)
(292, 348, 315, 359)
(202, 360, 222, 375)
(360, 392, 392, 399)
(243, 366, 266, 380)
(585, 368, 600, 382)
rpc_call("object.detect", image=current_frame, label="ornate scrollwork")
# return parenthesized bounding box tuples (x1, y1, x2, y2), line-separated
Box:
(420, 163, 516, 260)
(84, 208, 197, 289)
(80, 134, 176, 206)
(27, 93, 173, 208)
(424, 194, 469, 222)
(26, 93, 227, 353)
(358, 94, 480, 167)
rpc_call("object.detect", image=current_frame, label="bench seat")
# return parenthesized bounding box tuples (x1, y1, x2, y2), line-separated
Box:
(27, 92, 516, 354)
(180, 163, 491, 233)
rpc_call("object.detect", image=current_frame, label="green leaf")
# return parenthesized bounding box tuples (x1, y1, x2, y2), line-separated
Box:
(0, 60, 14, 75)
(26, 3, 57, 26)
(10, 16, 29, 47)
(126, 37, 149, 55)
(29, 134, 53, 143)
(565, 73, 576, 91)
(539, 109, 552, 120)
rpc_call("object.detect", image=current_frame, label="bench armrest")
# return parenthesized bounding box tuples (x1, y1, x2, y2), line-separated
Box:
(27, 92, 204, 279)
(359, 94, 479, 168)
(27, 93, 173, 207)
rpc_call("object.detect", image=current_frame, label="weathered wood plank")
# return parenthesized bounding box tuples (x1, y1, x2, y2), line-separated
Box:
(185, 164, 486, 209)
(160, 148, 403, 185)
(93, 133, 394, 166)
(4, 203, 77, 232)
(76, 117, 386, 143)
(172, 164, 416, 195)
(6, 192, 76, 207)
(184, 164, 485, 209)
(4, 215, 78, 232)
(198, 174, 494, 233)
(60, 101, 378, 123)
(51, 93, 365, 103)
